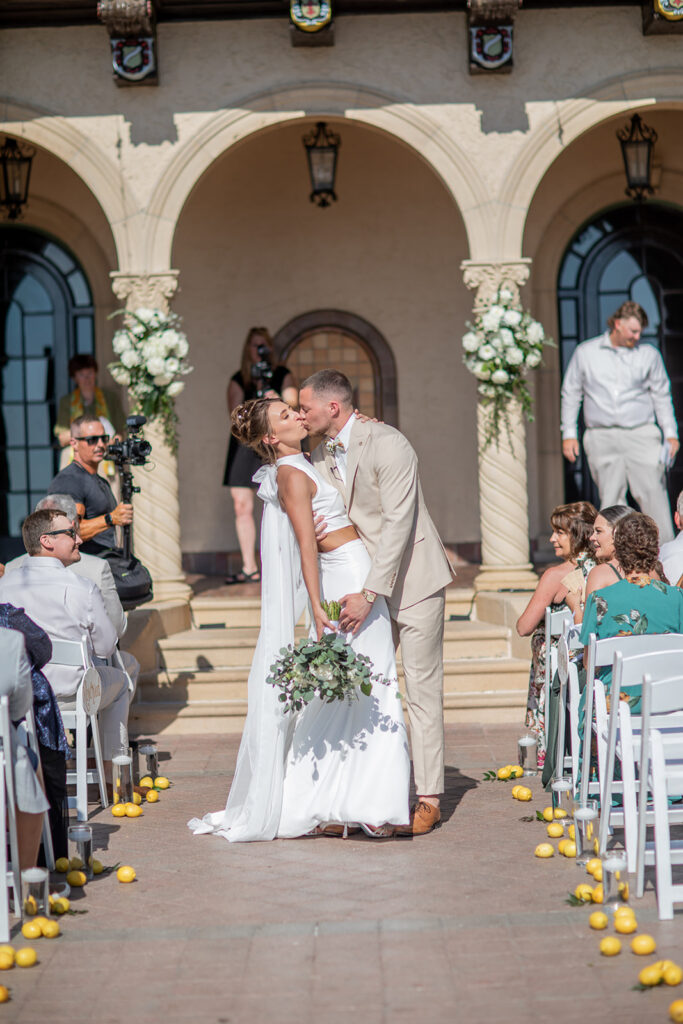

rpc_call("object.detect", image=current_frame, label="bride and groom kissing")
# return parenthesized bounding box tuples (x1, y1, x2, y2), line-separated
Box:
(188, 368, 455, 842)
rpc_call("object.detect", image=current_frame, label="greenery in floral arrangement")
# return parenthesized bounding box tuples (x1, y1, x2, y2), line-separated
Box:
(462, 287, 553, 449)
(108, 308, 193, 453)
(321, 599, 342, 622)
(266, 631, 389, 714)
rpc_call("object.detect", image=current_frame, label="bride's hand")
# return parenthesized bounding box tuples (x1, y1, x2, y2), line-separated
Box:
(314, 606, 335, 640)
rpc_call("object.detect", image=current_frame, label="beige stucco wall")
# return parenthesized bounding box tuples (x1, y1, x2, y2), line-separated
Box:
(3, 7, 683, 555)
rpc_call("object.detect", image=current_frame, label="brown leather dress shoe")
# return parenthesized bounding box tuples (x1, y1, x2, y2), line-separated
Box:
(395, 801, 441, 836)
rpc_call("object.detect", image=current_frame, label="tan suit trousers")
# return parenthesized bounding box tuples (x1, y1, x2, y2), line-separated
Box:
(391, 589, 446, 796)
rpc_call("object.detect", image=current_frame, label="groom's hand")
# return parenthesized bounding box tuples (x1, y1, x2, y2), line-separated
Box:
(339, 592, 372, 635)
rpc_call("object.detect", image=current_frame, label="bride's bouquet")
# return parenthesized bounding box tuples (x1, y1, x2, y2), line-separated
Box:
(266, 601, 388, 714)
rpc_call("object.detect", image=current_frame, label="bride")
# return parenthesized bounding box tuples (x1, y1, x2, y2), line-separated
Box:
(188, 397, 410, 841)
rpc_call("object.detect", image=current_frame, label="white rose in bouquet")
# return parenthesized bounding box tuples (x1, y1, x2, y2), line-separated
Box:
(110, 366, 131, 386)
(527, 321, 545, 344)
(503, 309, 522, 327)
(154, 373, 173, 387)
(481, 307, 503, 331)
(120, 348, 141, 368)
(112, 330, 131, 355)
(473, 363, 491, 381)
(134, 307, 157, 324)
(505, 347, 524, 366)
(499, 328, 515, 347)
(175, 335, 189, 358)
(462, 332, 480, 353)
(164, 356, 180, 375)
(491, 368, 510, 384)
(478, 343, 496, 361)
(499, 288, 514, 303)
(146, 355, 166, 377)
(525, 350, 542, 368)
(167, 381, 185, 397)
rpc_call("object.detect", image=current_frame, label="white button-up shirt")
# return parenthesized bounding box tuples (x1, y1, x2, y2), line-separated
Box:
(329, 415, 355, 488)
(0, 557, 117, 698)
(560, 332, 678, 440)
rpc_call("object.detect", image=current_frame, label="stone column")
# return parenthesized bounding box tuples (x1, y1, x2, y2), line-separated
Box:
(461, 259, 539, 592)
(109, 271, 191, 605)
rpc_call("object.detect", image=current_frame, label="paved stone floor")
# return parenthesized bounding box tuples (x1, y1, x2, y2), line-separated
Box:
(5, 724, 681, 1024)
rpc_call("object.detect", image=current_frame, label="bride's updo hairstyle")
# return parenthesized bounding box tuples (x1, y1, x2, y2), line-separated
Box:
(231, 397, 280, 464)
(613, 511, 668, 582)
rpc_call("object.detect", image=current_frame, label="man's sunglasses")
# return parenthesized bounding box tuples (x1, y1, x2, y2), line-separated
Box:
(43, 528, 79, 540)
(74, 434, 109, 446)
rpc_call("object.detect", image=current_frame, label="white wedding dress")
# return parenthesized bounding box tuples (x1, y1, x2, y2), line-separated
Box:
(188, 453, 410, 841)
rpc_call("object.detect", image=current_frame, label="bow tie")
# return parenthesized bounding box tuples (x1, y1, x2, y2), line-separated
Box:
(325, 438, 345, 455)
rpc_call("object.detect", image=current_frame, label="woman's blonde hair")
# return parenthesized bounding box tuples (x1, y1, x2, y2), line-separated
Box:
(231, 397, 279, 464)
(240, 327, 274, 390)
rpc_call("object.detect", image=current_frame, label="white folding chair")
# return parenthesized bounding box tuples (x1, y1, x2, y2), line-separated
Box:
(0, 697, 22, 941)
(579, 633, 683, 808)
(543, 607, 574, 749)
(554, 622, 583, 790)
(597, 648, 683, 872)
(50, 637, 108, 822)
(645, 727, 683, 919)
(17, 708, 55, 871)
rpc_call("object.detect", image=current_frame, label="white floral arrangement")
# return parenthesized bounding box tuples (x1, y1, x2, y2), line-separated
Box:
(108, 308, 192, 452)
(462, 287, 552, 448)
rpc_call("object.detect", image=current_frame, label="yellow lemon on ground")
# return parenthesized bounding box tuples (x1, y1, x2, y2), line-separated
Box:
(92, 860, 104, 875)
(591, 884, 604, 904)
(0, 948, 14, 965)
(670, 1001, 683, 1023)
(547, 822, 564, 838)
(575, 884, 594, 903)
(589, 911, 608, 930)
(593, 837, 600, 853)
(0, 954, 13, 971)
(66, 870, 86, 887)
(20, 922, 40, 940)
(497, 766, 512, 780)
(586, 857, 602, 877)
(639, 964, 663, 987)
(0, 986, 9, 1002)
(54, 857, 69, 873)
(509, 765, 524, 778)
(139, 776, 154, 788)
(516, 787, 532, 801)
(69, 856, 83, 870)
(600, 936, 621, 956)
(535, 843, 554, 858)
(111, 803, 126, 817)
(146, 789, 160, 803)
(153, 777, 170, 789)
(592, 866, 603, 883)
(615, 916, 637, 934)
(568, 824, 576, 841)
(132, 792, 142, 805)
(116, 865, 136, 883)
(542, 806, 554, 822)
(511, 785, 522, 798)
(15, 948, 37, 968)
(40, 920, 60, 939)
(23, 895, 37, 916)
(631, 934, 656, 955)
(554, 808, 568, 820)
(563, 841, 577, 858)
(52, 898, 69, 915)
(665, 966, 683, 987)
(124, 803, 143, 818)
(32, 917, 49, 933)
(619, 881, 630, 901)
(558, 839, 569, 855)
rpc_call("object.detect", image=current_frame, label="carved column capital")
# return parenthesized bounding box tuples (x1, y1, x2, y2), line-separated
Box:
(97, 0, 154, 35)
(110, 271, 179, 313)
(461, 258, 531, 311)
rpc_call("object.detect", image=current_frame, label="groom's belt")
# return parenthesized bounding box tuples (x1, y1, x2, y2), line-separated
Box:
(317, 525, 360, 553)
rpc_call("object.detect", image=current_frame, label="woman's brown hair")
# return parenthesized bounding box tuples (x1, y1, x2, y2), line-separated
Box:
(550, 501, 598, 559)
(240, 327, 274, 390)
(231, 397, 279, 464)
(613, 511, 668, 582)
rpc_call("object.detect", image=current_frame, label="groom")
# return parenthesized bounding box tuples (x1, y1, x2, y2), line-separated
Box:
(299, 369, 455, 835)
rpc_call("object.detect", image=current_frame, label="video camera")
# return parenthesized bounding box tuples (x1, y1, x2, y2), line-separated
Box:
(250, 343, 274, 397)
(106, 414, 152, 468)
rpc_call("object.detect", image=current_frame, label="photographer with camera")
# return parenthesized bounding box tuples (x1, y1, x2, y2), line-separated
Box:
(223, 327, 297, 585)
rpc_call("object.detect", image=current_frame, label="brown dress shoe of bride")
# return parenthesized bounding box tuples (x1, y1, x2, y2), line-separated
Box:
(394, 801, 441, 837)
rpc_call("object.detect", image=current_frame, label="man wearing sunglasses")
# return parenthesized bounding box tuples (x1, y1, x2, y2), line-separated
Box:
(47, 414, 133, 556)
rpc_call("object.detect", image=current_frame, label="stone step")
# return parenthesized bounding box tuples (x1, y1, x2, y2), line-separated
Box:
(157, 618, 510, 671)
(189, 588, 476, 628)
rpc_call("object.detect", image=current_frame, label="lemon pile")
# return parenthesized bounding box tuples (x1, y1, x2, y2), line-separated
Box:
(496, 765, 524, 780)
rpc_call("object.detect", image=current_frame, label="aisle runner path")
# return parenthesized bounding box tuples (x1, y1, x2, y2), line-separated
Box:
(5, 725, 677, 1024)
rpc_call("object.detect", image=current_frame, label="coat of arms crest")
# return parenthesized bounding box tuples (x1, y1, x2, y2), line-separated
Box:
(469, 25, 513, 71)
(111, 37, 157, 82)
(655, 0, 683, 17)
(290, 0, 332, 32)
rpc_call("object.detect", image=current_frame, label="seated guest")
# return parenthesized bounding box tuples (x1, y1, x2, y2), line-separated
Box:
(576, 505, 632, 621)
(516, 501, 597, 767)
(0, 607, 69, 862)
(580, 511, 683, 711)
(0, 509, 132, 787)
(0, 627, 52, 869)
(48, 414, 133, 556)
(660, 489, 683, 587)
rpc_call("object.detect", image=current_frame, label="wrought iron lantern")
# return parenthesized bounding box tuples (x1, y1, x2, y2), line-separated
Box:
(0, 137, 35, 220)
(617, 113, 657, 202)
(302, 121, 340, 208)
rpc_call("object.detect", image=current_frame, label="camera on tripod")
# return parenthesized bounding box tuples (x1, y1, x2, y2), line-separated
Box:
(106, 414, 152, 468)
(251, 343, 274, 397)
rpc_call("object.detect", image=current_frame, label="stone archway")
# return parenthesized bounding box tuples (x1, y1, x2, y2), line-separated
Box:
(274, 310, 398, 425)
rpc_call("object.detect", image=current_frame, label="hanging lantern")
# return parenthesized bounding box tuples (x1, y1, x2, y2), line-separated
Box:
(0, 137, 35, 220)
(302, 121, 340, 208)
(617, 113, 657, 202)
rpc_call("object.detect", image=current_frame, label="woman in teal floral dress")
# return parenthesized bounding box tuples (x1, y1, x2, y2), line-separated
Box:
(517, 502, 597, 767)
(579, 512, 683, 711)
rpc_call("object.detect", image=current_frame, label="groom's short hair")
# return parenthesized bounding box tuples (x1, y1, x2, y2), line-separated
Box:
(301, 369, 354, 408)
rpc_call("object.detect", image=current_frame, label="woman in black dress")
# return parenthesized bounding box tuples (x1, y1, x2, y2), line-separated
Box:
(223, 327, 297, 583)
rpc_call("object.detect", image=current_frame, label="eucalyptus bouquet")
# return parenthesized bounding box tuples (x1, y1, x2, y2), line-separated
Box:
(108, 307, 193, 453)
(266, 601, 388, 714)
(462, 287, 553, 449)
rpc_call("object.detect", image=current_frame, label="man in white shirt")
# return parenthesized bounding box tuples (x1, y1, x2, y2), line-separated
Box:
(0, 509, 132, 777)
(660, 490, 683, 586)
(561, 300, 679, 542)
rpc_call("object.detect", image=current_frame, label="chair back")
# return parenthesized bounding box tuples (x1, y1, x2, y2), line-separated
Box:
(49, 636, 90, 668)
(544, 606, 574, 747)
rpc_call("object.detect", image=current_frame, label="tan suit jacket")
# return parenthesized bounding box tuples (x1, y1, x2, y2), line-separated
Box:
(311, 418, 455, 612)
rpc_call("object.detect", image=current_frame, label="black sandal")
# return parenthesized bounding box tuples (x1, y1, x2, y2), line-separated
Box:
(225, 568, 261, 585)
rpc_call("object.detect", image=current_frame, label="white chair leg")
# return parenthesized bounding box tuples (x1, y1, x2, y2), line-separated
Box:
(0, 754, 10, 944)
(75, 705, 88, 821)
(89, 714, 109, 810)
(651, 735, 674, 920)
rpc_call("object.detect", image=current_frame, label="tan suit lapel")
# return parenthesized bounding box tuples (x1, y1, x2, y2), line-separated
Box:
(318, 443, 345, 498)
(344, 419, 367, 506)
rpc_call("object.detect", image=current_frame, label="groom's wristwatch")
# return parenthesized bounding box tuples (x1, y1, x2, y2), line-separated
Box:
(361, 589, 377, 605)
